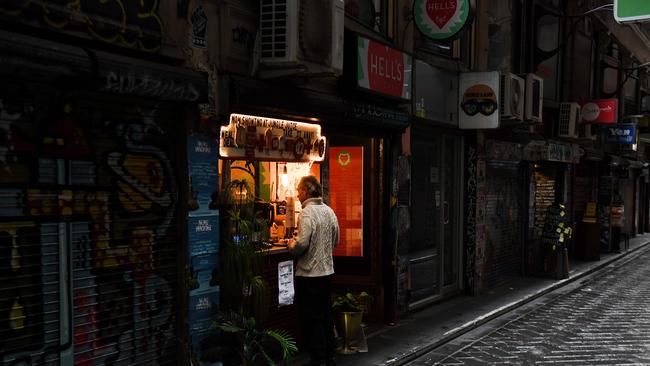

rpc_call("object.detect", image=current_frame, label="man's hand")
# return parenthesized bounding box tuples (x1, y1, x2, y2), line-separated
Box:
(287, 238, 297, 252)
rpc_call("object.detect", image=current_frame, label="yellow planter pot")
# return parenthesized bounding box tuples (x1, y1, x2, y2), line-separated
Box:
(337, 311, 362, 354)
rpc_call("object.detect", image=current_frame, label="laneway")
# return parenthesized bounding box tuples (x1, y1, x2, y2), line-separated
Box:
(406, 247, 650, 365)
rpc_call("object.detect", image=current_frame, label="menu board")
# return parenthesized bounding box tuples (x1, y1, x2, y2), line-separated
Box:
(541, 203, 572, 249)
(329, 146, 363, 257)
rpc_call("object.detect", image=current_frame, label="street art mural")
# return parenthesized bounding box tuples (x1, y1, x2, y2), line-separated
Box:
(0, 95, 178, 365)
(0, 0, 164, 51)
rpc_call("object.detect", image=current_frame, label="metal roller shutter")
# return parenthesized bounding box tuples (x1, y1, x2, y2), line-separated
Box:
(1, 81, 182, 365)
(483, 161, 523, 288)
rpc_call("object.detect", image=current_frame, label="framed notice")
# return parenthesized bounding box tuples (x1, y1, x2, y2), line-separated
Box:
(329, 147, 363, 257)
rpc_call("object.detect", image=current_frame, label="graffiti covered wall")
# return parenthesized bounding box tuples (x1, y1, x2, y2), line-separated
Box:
(0, 87, 181, 365)
(0, 1, 165, 52)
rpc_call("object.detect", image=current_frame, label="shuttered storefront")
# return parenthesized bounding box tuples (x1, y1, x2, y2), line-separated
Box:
(1, 78, 186, 365)
(483, 160, 523, 288)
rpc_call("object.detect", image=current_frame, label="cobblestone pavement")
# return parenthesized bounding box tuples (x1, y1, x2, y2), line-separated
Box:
(406, 248, 650, 365)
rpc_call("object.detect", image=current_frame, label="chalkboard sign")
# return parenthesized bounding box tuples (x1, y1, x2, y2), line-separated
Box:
(541, 203, 572, 250)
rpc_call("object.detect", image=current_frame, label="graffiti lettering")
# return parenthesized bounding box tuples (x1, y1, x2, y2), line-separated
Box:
(0, 0, 164, 52)
(232, 27, 255, 47)
(104, 71, 200, 101)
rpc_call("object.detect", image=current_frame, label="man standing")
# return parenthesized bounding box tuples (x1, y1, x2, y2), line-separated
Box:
(287, 175, 340, 366)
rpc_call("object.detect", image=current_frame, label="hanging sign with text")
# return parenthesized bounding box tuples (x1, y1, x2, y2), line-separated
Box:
(220, 114, 326, 162)
(606, 124, 636, 144)
(356, 34, 412, 100)
(580, 99, 617, 124)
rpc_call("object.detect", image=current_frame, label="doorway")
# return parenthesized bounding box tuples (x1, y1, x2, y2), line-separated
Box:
(409, 134, 463, 309)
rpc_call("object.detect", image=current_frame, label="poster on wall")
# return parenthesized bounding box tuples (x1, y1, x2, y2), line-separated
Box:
(188, 135, 219, 217)
(188, 289, 220, 363)
(329, 147, 363, 257)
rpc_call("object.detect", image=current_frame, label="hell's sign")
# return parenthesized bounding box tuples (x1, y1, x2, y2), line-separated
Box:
(413, 0, 475, 41)
(356, 35, 412, 100)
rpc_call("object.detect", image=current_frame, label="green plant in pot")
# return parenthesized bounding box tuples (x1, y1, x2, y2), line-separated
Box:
(217, 171, 298, 365)
(331, 292, 370, 354)
(215, 311, 298, 366)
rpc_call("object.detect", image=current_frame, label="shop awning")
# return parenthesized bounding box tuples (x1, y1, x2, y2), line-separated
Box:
(224, 75, 411, 132)
(0, 30, 208, 102)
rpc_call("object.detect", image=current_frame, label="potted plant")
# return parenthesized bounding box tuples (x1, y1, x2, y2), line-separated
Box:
(215, 311, 298, 366)
(331, 292, 370, 354)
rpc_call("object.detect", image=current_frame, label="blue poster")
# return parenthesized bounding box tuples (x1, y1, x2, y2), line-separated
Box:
(189, 253, 219, 296)
(188, 214, 220, 256)
(189, 288, 220, 364)
(188, 135, 219, 217)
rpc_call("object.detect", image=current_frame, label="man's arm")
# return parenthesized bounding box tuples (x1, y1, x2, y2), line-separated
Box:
(289, 210, 313, 256)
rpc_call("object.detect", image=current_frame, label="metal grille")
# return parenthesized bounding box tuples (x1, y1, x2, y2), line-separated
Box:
(0, 83, 180, 365)
(260, 0, 289, 59)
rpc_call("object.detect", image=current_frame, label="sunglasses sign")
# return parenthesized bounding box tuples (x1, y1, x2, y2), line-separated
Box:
(459, 71, 500, 129)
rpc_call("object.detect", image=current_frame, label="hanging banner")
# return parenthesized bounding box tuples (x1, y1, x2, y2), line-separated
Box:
(356, 34, 412, 100)
(459, 71, 500, 129)
(220, 114, 326, 162)
(413, 0, 475, 41)
(606, 124, 636, 144)
(580, 99, 617, 124)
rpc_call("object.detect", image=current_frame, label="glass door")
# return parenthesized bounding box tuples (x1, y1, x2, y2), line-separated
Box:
(409, 134, 461, 308)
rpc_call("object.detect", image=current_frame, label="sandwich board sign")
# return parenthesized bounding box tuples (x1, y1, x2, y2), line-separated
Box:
(614, 0, 650, 23)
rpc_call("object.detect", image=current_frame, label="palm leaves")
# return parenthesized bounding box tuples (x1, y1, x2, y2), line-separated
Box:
(216, 311, 298, 366)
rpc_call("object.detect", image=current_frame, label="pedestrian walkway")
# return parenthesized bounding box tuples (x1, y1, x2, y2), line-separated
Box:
(334, 234, 650, 366)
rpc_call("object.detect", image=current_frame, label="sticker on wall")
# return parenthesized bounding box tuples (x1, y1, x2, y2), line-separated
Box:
(413, 0, 475, 41)
(190, 5, 208, 48)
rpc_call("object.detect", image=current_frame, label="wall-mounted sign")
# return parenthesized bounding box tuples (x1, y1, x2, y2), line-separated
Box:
(459, 71, 500, 129)
(614, 0, 650, 23)
(413, 0, 475, 41)
(220, 114, 326, 162)
(356, 35, 412, 100)
(606, 124, 636, 144)
(580, 99, 617, 124)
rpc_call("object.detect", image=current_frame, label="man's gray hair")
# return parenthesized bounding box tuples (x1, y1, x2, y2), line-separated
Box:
(299, 175, 322, 198)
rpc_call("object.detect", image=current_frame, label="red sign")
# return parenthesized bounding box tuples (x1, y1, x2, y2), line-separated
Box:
(427, 0, 458, 28)
(580, 99, 617, 124)
(357, 36, 412, 100)
(329, 146, 363, 257)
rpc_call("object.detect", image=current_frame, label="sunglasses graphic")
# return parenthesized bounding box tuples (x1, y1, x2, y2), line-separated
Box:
(461, 99, 498, 116)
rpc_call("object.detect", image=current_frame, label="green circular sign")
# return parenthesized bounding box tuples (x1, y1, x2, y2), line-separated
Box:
(413, 0, 475, 41)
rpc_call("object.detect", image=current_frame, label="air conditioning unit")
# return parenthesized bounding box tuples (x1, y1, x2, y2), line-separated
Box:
(578, 123, 597, 141)
(259, 0, 344, 76)
(521, 73, 544, 123)
(499, 72, 525, 121)
(558, 102, 580, 138)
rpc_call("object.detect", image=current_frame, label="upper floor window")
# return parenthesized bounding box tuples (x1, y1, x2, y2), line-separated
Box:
(345, 0, 385, 33)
